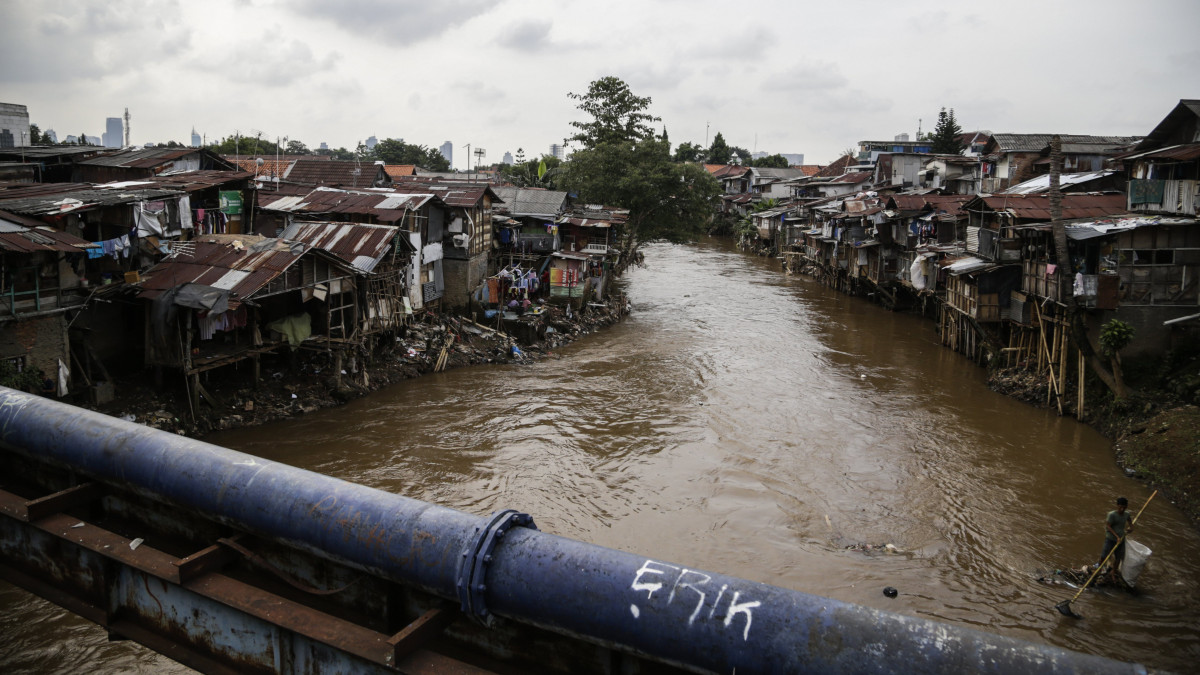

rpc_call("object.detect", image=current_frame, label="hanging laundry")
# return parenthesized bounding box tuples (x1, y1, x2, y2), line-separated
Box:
(179, 195, 193, 229)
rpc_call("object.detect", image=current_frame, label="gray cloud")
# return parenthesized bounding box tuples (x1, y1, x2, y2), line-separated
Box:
(0, 0, 188, 83)
(286, 0, 496, 44)
(770, 62, 848, 93)
(203, 39, 340, 88)
(498, 19, 553, 52)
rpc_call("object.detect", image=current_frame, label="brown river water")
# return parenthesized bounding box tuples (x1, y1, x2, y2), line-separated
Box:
(3, 237, 1199, 673)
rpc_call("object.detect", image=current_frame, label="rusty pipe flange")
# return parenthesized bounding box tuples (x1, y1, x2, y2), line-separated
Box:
(456, 508, 537, 626)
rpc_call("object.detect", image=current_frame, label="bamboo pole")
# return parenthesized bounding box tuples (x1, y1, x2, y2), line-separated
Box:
(1034, 301, 1062, 413)
(1078, 350, 1086, 419)
(1059, 325, 1068, 405)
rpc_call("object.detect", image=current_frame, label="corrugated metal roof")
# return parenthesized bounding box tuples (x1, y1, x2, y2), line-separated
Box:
(0, 146, 111, 161)
(1001, 171, 1116, 195)
(975, 193, 1127, 221)
(557, 216, 611, 228)
(76, 147, 198, 168)
(491, 186, 567, 218)
(284, 159, 388, 187)
(0, 209, 94, 253)
(988, 134, 1141, 153)
(258, 186, 434, 223)
(387, 181, 500, 208)
(137, 238, 351, 304)
(832, 171, 873, 184)
(0, 183, 185, 216)
(1120, 143, 1200, 162)
(279, 221, 400, 273)
(1135, 100, 1200, 150)
(99, 170, 253, 191)
(944, 256, 992, 275)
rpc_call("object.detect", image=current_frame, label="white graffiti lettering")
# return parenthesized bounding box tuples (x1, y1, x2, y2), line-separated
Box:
(631, 560, 679, 600)
(667, 569, 713, 625)
(724, 591, 762, 641)
(630, 560, 762, 640)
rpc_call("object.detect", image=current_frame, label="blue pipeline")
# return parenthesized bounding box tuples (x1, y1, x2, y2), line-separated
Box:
(0, 387, 1146, 675)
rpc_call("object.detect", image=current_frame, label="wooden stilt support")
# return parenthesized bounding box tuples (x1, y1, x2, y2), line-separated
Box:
(1078, 350, 1086, 419)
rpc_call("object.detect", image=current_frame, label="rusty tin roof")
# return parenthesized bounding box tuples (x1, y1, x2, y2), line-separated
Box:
(279, 221, 401, 273)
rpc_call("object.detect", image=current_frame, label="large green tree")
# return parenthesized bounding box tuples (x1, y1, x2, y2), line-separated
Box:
(209, 134, 280, 156)
(673, 141, 706, 163)
(560, 77, 719, 268)
(708, 132, 732, 165)
(499, 153, 562, 188)
(369, 138, 450, 171)
(567, 76, 661, 147)
(749, 153, 790, 168)
(930, 107, 966, 154)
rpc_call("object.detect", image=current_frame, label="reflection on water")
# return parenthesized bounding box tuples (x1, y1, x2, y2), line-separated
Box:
(4, 238, 1198, 673)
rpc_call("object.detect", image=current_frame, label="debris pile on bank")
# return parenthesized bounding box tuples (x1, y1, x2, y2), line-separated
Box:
(88, 297, 630, 437)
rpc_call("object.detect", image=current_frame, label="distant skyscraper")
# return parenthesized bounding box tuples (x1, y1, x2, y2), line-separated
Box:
(102, 117, 123, 148)
(502, 151, 513, 165)
(0, 102, 31, 148)
(439, 140, 453, 166)
(549, 143, 565, 160)
(43, 129, 57, 144)
(365, 135, 378, 150)
(190, 128, 201, 147)
(780, 153, 804, 166)
(85, 135, 102, 146)
(319, 141, 329, 151)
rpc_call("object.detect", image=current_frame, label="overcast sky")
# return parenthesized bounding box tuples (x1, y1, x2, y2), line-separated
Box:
(2, 0, 1197, 169)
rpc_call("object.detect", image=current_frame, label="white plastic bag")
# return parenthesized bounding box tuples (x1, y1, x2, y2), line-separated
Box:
(1122, 539, 1151, 587)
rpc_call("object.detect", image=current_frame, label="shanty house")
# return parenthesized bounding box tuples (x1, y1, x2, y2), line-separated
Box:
(0, 209, 96, 396)
(961, 193, 1127, 262)
(71, 147, 238, 184)
(980, 134, 1139, 192)
(491, 186, 568, 260)
(1122, 99, 1200, 218)
(279, 221, 409, 335)
(282, 158, 391, 190)
(135, 237, 359, 408)
(256, 185, 436, 312)
(389, 180, 500, 309)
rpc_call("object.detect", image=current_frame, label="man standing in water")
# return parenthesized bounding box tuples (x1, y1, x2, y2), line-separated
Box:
(1101, 496, 1134, 582)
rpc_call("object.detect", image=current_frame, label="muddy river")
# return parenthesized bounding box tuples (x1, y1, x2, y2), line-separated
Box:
(3, 237, 1198, 672)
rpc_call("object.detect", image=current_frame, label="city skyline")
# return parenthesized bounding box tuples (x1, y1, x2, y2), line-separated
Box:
(1, 1, 1197, 169)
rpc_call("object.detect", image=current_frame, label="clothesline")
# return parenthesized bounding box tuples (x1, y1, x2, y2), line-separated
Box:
(86, 234, 132, 260)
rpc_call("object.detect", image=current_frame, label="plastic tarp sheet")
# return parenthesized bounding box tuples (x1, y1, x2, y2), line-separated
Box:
(267, 313, 312, 346)
(172, 284, 230, 314)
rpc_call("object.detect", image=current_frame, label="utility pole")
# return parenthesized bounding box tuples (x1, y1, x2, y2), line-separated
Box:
(705, 122, 710, 147)
(123, 107, 130, 147)
(465, 143, 471, 177)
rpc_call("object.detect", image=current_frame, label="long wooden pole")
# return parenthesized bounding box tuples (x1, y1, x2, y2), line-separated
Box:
(1078, 351, 1086, 419)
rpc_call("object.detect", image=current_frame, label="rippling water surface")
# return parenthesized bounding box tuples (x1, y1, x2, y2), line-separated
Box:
(3, 238, 1199, 672)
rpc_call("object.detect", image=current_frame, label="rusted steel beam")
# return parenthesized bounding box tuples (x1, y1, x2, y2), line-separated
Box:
(172, 535, 244, 584)
(1, 483, 488, 674)
(22, 481, 103, 521)
(388, 606, 458, 662)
